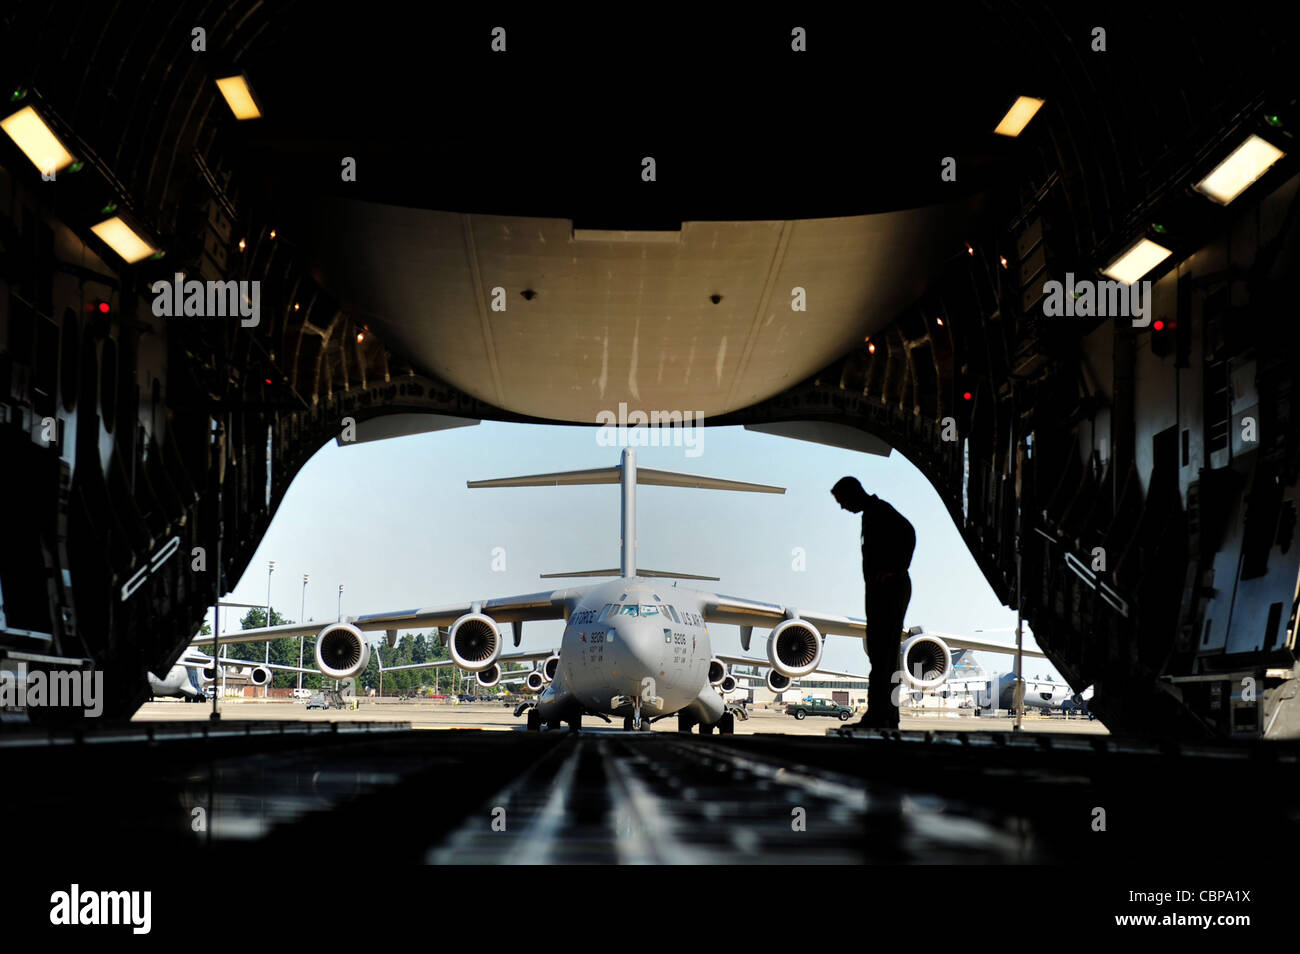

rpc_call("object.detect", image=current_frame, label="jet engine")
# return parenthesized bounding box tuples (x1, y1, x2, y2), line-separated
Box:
(525, 670, 547, 693)
(766, 670, 792, 693)
(199, 665, 221, 685)
(248, 665, 273, 687)
(899, 632, 952, 689)
(719, 674, 738, 694)
(314, 622, 372, 679)
(476, 663, 501, 688)
(542, 654, 561, 682)
(767, 619, 823, 678)
(448, 613, 502, 672)
(708, 657, 727, 686)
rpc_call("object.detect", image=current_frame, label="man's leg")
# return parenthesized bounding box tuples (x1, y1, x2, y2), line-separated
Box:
(864, 584, 897, 727)
(866, 575, 912, 729)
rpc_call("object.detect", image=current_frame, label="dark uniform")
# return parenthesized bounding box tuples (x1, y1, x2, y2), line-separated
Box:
(860, 494, 915, 728)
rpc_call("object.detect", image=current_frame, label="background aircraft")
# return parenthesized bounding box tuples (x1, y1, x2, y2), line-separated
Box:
(147, 646, 309, 702)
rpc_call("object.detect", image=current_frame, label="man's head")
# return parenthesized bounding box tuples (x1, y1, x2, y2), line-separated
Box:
(831, 476, 868, 513)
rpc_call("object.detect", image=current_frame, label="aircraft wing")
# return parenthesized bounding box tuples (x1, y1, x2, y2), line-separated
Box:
(192, 620, 323, 646)
(701, 593, 865, 637)
(700, 593, 1049, 659)
(192, 587, 588, 647)
(924, 631, 1048, 659)
(180, 657, 316, 674)
(713, 655, 870, 681)
(379, 651, 555, 673)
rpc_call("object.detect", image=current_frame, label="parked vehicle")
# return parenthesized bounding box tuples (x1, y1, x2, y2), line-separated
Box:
(784, 698, 853, 721)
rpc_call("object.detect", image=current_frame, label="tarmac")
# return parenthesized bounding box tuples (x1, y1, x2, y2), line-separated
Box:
(132, 700, 1110, 735)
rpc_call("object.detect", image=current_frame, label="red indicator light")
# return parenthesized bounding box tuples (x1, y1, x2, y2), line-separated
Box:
(264, 378, 272, 385)
(98, 301, 110, 313)
(1153, 320, 1164, 330)
(963, 391, 972, 401)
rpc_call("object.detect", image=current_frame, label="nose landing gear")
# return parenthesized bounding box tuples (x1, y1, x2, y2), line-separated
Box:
(622, 695, 653, 731)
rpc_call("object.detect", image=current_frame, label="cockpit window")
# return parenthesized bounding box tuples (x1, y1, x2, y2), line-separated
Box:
(596, 603, 614, 622)
(665, 605, 680, 624)
(616, 604, 640, 617)
(639, 604, 659, 617)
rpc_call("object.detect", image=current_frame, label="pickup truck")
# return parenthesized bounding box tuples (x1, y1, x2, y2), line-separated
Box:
(785, 699, 853, 721)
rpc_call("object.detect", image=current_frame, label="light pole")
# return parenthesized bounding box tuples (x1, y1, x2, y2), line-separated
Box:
(299, 573, 309, 694)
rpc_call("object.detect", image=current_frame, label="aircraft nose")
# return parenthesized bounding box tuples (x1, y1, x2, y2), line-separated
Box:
(611, 621, 662, 683)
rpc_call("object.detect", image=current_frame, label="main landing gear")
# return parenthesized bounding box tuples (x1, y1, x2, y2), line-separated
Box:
(706, 704, 749, 735)
(517, 700, 586, 732)
(515, 701, 543, 732)
(687, 709, 738, 735)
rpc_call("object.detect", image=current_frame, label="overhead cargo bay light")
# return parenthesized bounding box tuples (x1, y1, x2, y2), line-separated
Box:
(1, 105, 74, 175)
(993, 96, 1045, 137)
(1102, 237, 1172, 285)
(1193, 134, 1285, 204)
(215, 73, 262, 120)
(90, 216, 156, 264)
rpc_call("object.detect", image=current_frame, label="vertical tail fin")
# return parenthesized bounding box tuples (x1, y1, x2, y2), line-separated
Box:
(622, 448, 637, 576)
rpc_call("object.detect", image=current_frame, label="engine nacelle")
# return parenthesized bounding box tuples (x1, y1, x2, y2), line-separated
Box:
(719, 674, 738, 694)
(314, 622, 372, 680)
(449, 613, 502, 672)
(198, 665, 220, 685)
(542, 654, 561, 682)
(767, 619, 823, 679)
(248, 665, 273, 687)
(766, 670, 792, 693)
(707, 657, 727, 686)
(476, 664, 501, 688)
(525, 670, 547, 693)
(899, 632, 952, 690)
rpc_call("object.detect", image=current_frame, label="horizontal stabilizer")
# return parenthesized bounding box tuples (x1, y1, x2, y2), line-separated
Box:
(471, 450, 779, 579)
(469, 467, 620, 489)
(539, 568, 621, 579)
(540, 567, 720, 581)
(469, 465, 782, 494)
(636, 468, 784, 494)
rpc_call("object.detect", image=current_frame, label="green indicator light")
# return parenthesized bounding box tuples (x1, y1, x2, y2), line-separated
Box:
(68, 161, 84, 173)
(1152, 223, 1168, 234)
(150, 250, 166, 260)
(9, 88, 26, 103)
(100, 202, 117, 214)
(1265, 114, 1282, 128)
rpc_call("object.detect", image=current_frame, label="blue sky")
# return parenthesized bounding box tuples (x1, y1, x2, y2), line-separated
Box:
(220, 421, 1057, 681)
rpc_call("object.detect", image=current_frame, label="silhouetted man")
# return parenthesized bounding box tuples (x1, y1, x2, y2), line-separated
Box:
(831, 477, 915, 729)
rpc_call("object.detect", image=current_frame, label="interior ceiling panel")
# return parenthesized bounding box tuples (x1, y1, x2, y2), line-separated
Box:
(307, 198, 978, 421)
